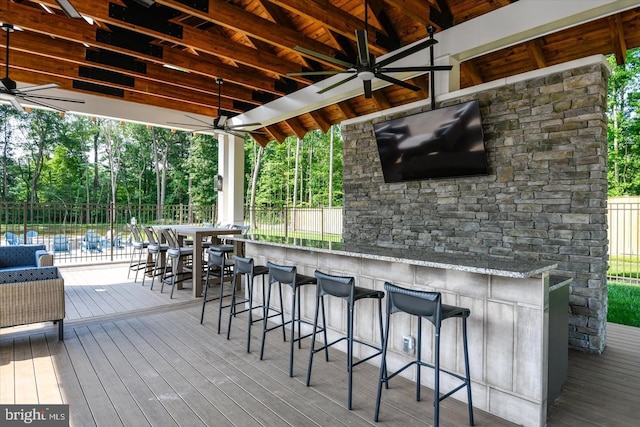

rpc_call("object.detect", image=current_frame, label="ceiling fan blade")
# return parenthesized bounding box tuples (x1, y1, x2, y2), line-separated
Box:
(374, 73, 421, 91)
(20, 96, 66, 112)
(294, 46, 355, 69)
(378, 65, 453, 73)
(317, 73, 359, 94)
(4, 96, 25, 112)
(287, 70, 347, 77)
(217, 115, 228, 127)
(363, 79, 372, 98)
(227, 130, 249, 139)
(227, 122, 262, 129)
(376, 38, 438, 68)
(17, 93, 85, 103)
(18, 83, 59, 93)
(356, 30, 370, 68)
(184, 114, 215, 126)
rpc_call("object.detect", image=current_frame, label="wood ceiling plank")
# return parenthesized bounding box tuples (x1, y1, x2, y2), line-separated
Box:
(526, 39, 547, 69)
(0, 66, 214, 116)
(1, 30, 258, 106)
(36, 0, 312, 82)
(266, 0, 387, 56)
(383, 0, 432, 26)
(372, 91, 391, 110)
(0, 1, 284, 95)
(460, 60, 483, 86)
(335, 101, 356, 120)
(156, 0, 336, 58)
(0, 49, 239, 113)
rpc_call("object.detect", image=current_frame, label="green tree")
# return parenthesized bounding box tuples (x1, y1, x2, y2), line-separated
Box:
(608, 48, 640, 195)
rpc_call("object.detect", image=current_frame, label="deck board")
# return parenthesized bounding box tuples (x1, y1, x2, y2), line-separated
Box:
(1, 263, 640, 426)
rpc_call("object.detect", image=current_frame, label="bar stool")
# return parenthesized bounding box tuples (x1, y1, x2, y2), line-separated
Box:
(127, 223, 148, 282)
(160, 227, 193, 298)
(260, 262, 318, 377)
(374, 282, 474, 427)
(141, 226, 168, 289)
(227, 255, 269, 352)
(200, 248, 234, 330)
(306, 270, 385, 409)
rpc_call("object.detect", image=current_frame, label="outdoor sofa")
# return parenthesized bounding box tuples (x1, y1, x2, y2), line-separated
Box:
(0, 244, 65, 339)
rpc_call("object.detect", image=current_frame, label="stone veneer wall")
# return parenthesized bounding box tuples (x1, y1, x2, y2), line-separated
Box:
(342, 58, 609, 353)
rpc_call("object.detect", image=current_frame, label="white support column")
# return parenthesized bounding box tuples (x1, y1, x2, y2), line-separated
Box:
(434, 55, 460, 98)
(216, 133, 245, 225)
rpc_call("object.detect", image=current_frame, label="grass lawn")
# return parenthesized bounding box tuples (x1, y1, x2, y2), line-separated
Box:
(608, 282, 640, 327)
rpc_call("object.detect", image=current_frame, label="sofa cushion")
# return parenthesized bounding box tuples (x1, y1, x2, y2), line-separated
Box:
(0, 244, 47, 268)
(0, 266, 59, 284)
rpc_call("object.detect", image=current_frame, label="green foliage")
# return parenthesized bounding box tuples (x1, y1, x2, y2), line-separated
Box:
(607, 48, 640, 195)
(608, 282, 640, 327)
(0, 106, 344, 209)
(252, 127, 343, 208)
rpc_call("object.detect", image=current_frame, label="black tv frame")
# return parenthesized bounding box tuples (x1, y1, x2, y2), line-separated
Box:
(374, 100, 488, 183)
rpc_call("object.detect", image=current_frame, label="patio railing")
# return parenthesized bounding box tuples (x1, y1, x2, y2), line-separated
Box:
(0, 202, 342, 264)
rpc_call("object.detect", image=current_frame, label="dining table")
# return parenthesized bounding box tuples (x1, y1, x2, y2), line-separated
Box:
(170, 225, 242, 297)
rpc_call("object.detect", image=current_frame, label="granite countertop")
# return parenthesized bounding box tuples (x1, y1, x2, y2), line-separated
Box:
(235, 234, 558, 279)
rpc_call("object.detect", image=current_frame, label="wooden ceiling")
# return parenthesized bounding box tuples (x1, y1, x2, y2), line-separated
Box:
(0, 0, 639, 145)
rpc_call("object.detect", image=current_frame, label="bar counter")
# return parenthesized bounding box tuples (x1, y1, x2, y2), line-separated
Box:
(236, 234, 561, 427)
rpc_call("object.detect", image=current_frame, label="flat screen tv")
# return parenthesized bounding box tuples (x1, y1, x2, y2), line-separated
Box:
(374, 100, 488, 183)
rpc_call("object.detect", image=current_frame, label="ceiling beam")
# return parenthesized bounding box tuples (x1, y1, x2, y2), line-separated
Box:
(526, 39, 547, 68)
(0, 1, 285, 95)
(0, 30, 259, 106)
(383, 0, 432, 27)
(284, 118, 308, 140)
(156, 0, 338, 62)
(35, 0, 313, 82)
(608, 13, 627, 65)
(0, 49, 241, 113)
(266, 0, 387, 56)
(307, 110, 331, 134)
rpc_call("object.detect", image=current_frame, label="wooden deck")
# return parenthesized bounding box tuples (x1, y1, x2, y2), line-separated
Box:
(1, 264, 639, 426)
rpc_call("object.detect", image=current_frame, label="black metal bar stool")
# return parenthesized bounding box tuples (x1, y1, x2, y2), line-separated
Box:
(160, 227, 194, 298)
(374, 282, 474, 427)
(200, 248, 234, 329)
(127, 223, 148, 282)
(227, 255, 269, 352)
(141, 226, 168, 289)
(306, 270, 385, 409)
(260, 262, 318, 377)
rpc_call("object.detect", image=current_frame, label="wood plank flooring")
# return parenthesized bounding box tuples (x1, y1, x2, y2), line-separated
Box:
(1, 264, 639, 426)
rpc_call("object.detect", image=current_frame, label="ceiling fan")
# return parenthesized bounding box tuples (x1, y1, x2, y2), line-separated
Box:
(0, 23, 85, 112)
(288, 0, 452, 98)
(169, 78, 264, 138)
